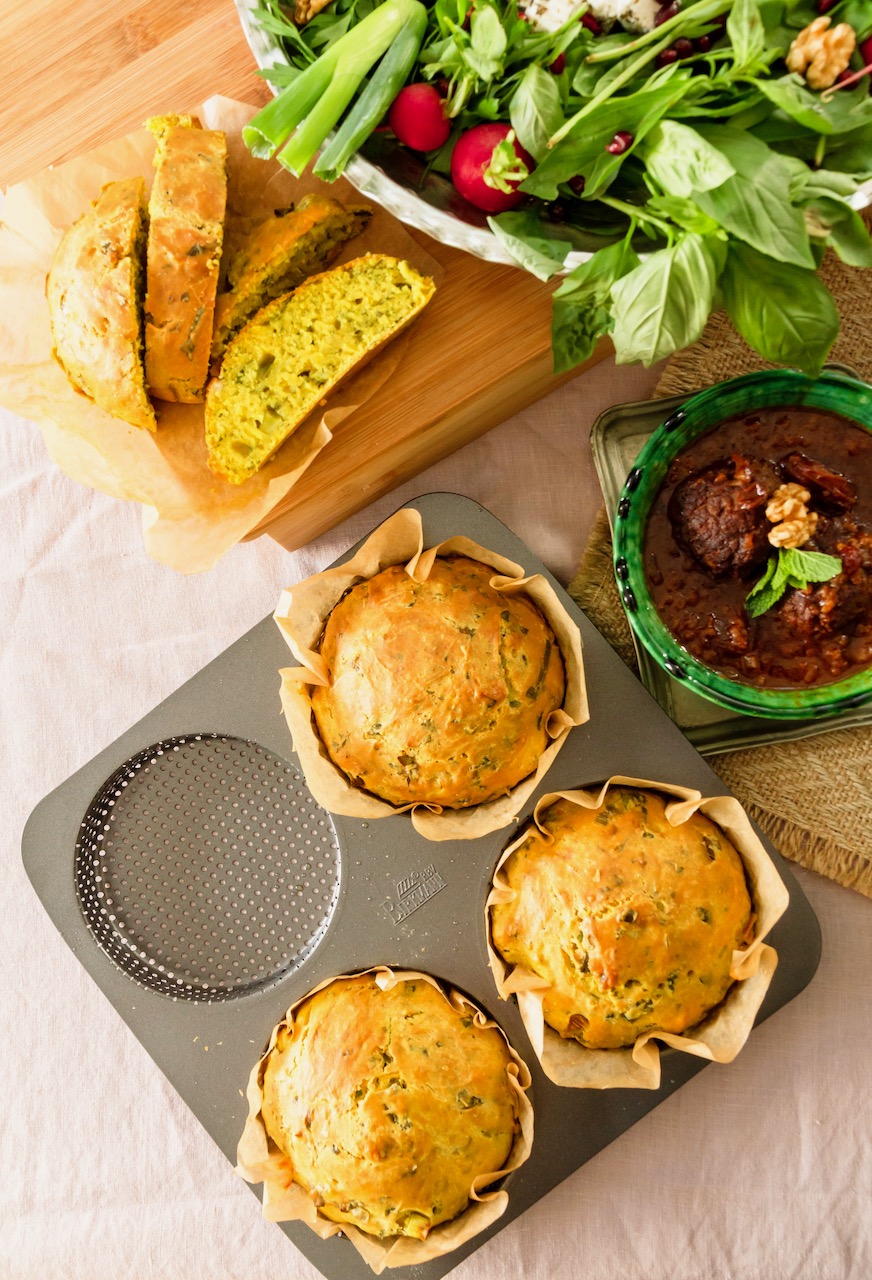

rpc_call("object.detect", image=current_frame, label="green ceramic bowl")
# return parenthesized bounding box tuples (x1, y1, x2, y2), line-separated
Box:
(612, 368, 872, 720)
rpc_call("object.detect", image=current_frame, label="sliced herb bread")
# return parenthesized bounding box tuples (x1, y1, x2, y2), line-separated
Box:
(210, 194, 371, 367)
(144, 115, 227, 403)
(46, 176, 155, 431)
(205, 254, 435, 485)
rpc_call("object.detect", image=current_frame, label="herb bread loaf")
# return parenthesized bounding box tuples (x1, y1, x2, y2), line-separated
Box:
(310, 555, 566, 808)
(490, 787, 754, 1050)
(210, 193, 371, 365)
(205, 253, 434, 484)
(46, 177, 155, 431)
(260, 974, 519, 1240)
(144, 114, 227, 403)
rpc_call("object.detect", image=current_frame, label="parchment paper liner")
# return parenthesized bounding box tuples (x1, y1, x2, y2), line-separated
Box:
(274, 506, 588, 841)
(0, 96, 440, 573)
(486, 775, 790, 1090)
(236, 966, 534, 1274)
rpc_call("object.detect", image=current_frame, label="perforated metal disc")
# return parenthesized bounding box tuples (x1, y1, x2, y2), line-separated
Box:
(74, 734, 341, 1001)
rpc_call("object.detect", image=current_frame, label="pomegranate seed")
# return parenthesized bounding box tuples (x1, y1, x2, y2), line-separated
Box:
(569, 175, 586, 195)
(435, 77, 451, 98)
(656, 47, 680, 66)
(816, 0, 837, 11)
(655, 1, 681, 25)
(606, 131, 634, 155)
(550, 52, 566, 74)
(581, 12, 602, 34)
(695, 34, 712, 52)
(548, 202, 567, 221)
(673, 37, 694, 57)
(861, 36, 872, 63)
(835, 68, 854, 84)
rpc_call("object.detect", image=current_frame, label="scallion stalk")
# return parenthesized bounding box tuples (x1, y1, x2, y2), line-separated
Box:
(242, 0, 427, 177)
(314, 5, 428, 181)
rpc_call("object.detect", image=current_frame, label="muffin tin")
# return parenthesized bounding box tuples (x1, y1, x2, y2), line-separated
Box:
(21, 493, 821, 1280)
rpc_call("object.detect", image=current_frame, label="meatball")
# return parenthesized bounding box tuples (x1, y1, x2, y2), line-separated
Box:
(668, 454, 780, 578)
(778, 516, 872, 638)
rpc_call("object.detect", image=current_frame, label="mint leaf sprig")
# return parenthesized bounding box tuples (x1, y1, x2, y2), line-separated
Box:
(745, 547, 843, 619)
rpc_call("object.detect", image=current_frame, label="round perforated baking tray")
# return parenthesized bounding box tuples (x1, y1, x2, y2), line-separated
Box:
(74, 734, 341, 1001)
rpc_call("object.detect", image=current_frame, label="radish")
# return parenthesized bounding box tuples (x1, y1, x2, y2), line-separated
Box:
(388, 83, 451, 152)
(450, 123, 533, 214)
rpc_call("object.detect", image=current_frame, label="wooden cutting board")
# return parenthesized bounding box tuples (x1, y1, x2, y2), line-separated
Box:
(0, 0, 608, 551)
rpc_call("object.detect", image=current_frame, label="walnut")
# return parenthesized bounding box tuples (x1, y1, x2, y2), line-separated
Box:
(768, 511, 819, 549)
(294, 0, 333, 22)
(786, 16, 857, 90)
(766, 483, 812, 524)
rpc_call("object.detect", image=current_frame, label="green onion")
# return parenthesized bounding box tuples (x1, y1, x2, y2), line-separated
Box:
(314, 4, 427, 181)
(242, 0, 427, 178)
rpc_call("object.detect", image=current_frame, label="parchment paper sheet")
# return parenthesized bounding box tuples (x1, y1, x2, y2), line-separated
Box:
(486, 775, 790, 1089)
(273, 506, 588, 841)
(0, 97, 439, 572)
(236, 966, 534, 1274)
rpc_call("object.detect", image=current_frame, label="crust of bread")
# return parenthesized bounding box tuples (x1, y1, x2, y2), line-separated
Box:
(144, 116, 227, 403)
(46, 177, 155, 431)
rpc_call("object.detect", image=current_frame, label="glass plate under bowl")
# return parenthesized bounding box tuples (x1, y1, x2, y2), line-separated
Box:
(591, 364, 872, 754)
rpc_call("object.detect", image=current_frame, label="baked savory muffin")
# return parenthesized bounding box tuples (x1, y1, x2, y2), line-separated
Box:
(144, 114, 227, 402)
(490, 786, 754, 1050)
(210, 194, 371, 365)
(46, 176, 155, 431)
(310, 555, 566, 808)
(204, 254, 435, 484)
(260, 974, 519, 1240)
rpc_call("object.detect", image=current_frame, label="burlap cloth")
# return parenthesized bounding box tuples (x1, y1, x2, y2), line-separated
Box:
(569, 241, 872, 900)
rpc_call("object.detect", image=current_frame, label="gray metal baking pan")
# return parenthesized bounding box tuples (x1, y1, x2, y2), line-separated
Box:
(22, 492, 820, 1280)
(590, 367, 872, 755)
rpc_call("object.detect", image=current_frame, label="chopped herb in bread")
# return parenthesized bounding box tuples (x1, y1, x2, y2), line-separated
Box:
(46, 176, 155, 431)
(205, 253, 435, 484)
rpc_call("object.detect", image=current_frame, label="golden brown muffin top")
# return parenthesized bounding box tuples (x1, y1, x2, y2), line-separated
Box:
(261, 975, 518, 1240)
(490, 787, 754, 1050)
(311, 556, 565, 808)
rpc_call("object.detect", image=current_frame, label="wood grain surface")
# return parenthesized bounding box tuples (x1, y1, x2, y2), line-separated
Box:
(1, 0, 605, 551)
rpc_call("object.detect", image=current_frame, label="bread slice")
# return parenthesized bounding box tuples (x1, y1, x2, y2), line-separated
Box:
(46, 177, 155, 431)
(144, 115, 227, 403)
(205, 254, 435, 485)
(210, 194, 371, 367)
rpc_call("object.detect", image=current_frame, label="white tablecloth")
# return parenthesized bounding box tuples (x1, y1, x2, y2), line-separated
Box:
(3, 361, 871, 1280)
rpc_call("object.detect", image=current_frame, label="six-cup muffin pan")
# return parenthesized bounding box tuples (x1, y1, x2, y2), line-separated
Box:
(21, 493, 821, 1280)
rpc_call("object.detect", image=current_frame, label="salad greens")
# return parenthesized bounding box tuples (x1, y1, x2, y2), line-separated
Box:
(246, 0, 872, 376)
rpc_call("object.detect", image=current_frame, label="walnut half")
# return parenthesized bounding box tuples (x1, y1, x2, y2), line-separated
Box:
(786, 16, 857, 91)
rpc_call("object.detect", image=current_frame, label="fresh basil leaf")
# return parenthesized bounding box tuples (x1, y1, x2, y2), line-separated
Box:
(829, 0, 872, 40)
(782, 547, 843, 583)
(520, 72, 694, 200)
(784, 158, 863, 201)
(610, 233, 726, 367)
(509, 65, 564, 162)
(487, 211, 572, 281)
(551, 239, 641, 374)
(639, 121, 736, 199)
(694, 126, 815, 268)
(646, 195, 725, 236)
(466, 4, 506, 80)
(755, 75, 872, 136)
(728, 0, 767, 74)
(721, 242, 839, 375)
(571, 34, 633, 97)
(802, 196, 872, 268)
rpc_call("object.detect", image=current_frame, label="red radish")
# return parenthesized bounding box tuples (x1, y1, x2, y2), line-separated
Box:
(450, 123, 533, 213)
(388, 84, 451, 152)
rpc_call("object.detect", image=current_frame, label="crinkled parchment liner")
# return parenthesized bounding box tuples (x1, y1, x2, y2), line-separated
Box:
(486, 775, 790, 1090)
(236, 966, 534, 1274)
(274, 507, 588, 841)
(0, 96, 440, 573)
